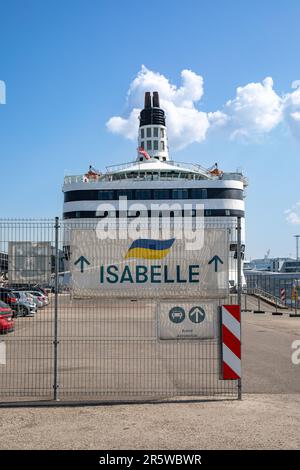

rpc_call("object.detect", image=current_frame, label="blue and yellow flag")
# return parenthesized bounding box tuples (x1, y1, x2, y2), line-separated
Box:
(125, 238, 175, 260)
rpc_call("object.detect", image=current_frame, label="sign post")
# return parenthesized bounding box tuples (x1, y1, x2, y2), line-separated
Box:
(290, 280, 300, 318)
(236, 217, 242, 399)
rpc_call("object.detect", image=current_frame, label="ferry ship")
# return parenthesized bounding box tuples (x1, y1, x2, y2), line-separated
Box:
(62, 92, 247, 287)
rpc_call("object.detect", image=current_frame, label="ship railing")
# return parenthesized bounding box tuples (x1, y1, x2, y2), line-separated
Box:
(105, 160, 214, 175)
(64, 175, 83, 184)
(63, 167, 246, 185)
(222, 172, 247, 184)
(105, 161, 140, 172)
(63, 174, 103, 184)
(167, 161, 214, 177)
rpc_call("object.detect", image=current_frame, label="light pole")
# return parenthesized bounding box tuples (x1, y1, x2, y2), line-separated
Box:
(294, 235, 300, 261)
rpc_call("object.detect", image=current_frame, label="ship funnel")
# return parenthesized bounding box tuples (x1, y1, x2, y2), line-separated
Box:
(153, 91, 160, 108)
(137, 91, 169, 162)
(144, 92, 151, 109)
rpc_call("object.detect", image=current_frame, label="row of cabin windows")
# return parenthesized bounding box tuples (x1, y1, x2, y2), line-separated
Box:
(63, 209, 244, 219)
(64, 188, 243, 202)
(110, 171, 202, 180)
(141, 128, 165, 139)
(140, 140, 165, 151)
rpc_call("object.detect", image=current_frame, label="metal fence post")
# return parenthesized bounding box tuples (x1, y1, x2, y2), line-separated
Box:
(53, 217, 60, 401)
(295, 279, 298, 317)
(237, 216, 242, 399)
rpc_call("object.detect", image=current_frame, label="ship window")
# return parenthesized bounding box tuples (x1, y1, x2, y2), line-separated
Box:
(98, 190, 114, 200)
(160, 128, 164, 138)
(162, 157, 166, 161)
(147, 128, 151, 138)
(153, 127, 158, 137)
(225, 209, 230, 216)
(153, 189, 170, 199)
(63, 208, 245, 219)
(153, 141, 158, 150)
(147, 140, 152, 150)
(141, 129, 144, 138)
(190, 188, 207, 199)
(140, 141, 144, 149)
(135, 189, 152, 199)
(140, 157, 143, 161)
(161, 141, 165, 151)
(172, 189, 188, 199)
(118, 189, 133, 199)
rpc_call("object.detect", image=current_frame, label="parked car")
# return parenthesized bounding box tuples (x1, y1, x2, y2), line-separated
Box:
(33, 286, 49, 297)
(0, 288, 18, 317)
(12, 291, 37, 317)
(25, 291, 44, 309)
(28, 291, 49, 307)
(0, 301, 15, 334)
(7, 284, 49, 298)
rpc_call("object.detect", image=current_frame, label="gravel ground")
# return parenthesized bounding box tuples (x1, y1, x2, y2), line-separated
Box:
(0, 394, 300, 450)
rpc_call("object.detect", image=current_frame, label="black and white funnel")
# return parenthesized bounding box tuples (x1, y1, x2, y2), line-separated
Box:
(137, 92, 169, 162)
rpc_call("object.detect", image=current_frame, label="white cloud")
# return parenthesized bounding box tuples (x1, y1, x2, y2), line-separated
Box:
(106, 65, 209, 150)
(285, 203, 300, 225)
(291, 80, 300, 90)
(210, 77, 283, 140)
(106, 109, 140, 141)
(106, 67, 300, 150)
(282, 86, 300, 140)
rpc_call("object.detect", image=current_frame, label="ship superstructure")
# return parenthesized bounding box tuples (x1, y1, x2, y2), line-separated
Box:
(62, 92, 247, 286)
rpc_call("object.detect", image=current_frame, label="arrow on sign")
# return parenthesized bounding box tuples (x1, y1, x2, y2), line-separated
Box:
(74, 256, 90, 273)
(208, 255, 223, 272)
(189, 306, 205, 324)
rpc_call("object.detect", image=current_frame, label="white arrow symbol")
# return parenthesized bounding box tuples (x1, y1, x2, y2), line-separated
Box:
(189, 307, 205, 323)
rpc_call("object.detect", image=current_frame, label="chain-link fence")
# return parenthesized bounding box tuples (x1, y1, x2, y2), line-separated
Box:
(0, 218, 242, 403)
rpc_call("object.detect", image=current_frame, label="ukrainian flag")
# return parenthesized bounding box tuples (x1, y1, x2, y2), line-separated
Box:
(125, 238, 175, 260)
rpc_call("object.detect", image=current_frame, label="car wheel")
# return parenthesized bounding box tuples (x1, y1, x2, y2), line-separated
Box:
(21, 307, 28, 317)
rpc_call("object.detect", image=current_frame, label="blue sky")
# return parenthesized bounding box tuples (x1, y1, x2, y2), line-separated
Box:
(0, 0, 300, 259)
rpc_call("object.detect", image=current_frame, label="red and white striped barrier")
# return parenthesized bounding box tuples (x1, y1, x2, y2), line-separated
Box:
(221, 305, 241, 380)
(280, 288, 286, 303)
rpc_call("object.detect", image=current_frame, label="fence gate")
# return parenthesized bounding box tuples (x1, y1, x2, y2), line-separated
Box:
(0, 219, 241, 403)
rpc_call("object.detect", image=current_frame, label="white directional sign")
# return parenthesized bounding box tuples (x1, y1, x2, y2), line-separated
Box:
(157, 301, 220, 340)
(70, 228, 229, 299)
